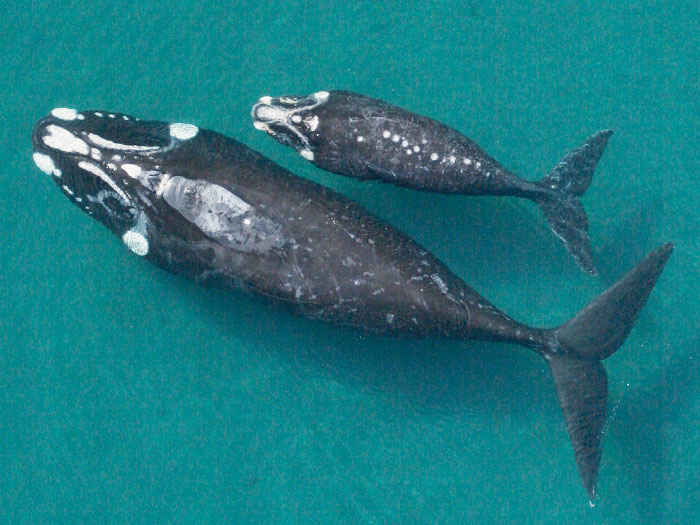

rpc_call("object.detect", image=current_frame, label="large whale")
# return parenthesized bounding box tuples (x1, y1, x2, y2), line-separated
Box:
(31, 108, 671, 502)
(252, 90, 613, 275)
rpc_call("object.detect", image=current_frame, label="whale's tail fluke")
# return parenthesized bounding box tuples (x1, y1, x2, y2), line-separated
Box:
(541, 242, 672, 502)
(536, 129, 614, 275)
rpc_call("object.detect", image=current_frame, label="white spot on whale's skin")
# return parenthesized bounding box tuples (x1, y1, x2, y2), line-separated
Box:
(51, 108, 78, 120)
(33, 152, 56, 175)
(401, 140, 408, 147)
(258, 96, 272, 105)
(122, 230, 149, 256)
(306, 115, 319, 131)
(413, 145, 420, 152)
(357, 136, 364, 142)
(392, 134, 400, 143)
(313, 91, 329, 100)
(43, 125, 90, 155)
(382, 130, 391, 139)
(300, 149, 314, 161)
(78, 161, 130, 203)
(291, 115, 302, 124)
(90, 148, 102, 160)
(449, 155, 456, 164)
(463, 158, 472, 165)
(86, 133, 161, 152)
(169, 123, 199, 140)
(62, 185, 74, 196)
(121, 164, 142, 178)
(430, 153, 439, 161)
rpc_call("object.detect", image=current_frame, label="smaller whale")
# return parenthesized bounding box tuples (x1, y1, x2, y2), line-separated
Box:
(31, 107, 671, 502)
(252, 90, 613, 275)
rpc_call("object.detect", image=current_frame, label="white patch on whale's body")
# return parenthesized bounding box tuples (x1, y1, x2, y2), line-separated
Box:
(42, 125, 90, 155)
(86, 133, 161, 152)
(78, 161, 131, 204)
(33, 152, 57, 175)
(51, 108, 78, 120)
(169, 123, 199, 141)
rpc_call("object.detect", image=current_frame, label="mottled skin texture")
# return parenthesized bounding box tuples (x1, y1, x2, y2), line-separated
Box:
(255, 90, 545, 197)
(31, 110, 672, 502)
(30, 111, 549, 349)
(252, 90, 615, 275)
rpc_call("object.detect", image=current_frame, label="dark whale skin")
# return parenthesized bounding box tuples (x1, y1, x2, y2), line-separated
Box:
(31, 109, 672, 502)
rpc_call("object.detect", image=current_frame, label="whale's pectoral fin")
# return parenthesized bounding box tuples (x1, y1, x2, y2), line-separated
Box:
(543, 242, 673, 501)
(548, 355, 607, 503)
(537, 129, 614, 275)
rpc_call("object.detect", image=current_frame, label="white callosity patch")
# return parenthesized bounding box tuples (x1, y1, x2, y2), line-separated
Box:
(122, 212, 149, 256)
(121, 164, 142, 179)
(122, 230, 149, 256)
(51, 107, 78, 120)
(78, 161, 131, 203)
(306, 115, 319, 132)
(33, 152, 56, 175)
(169, 123, 199, 141)
(43, 125, 90, 155)
(300, 149, 314, 161)
(87, 133, 161, 152)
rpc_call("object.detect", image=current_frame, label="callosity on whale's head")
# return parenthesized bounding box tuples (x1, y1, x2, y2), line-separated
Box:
(31, 108, 203, 257)
(31, 108, 285, 262)
(251, 91, 332, 162)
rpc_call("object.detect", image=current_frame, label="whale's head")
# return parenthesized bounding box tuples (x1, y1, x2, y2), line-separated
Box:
(251, 91, 331, 162)
(31, 108, 200, 256)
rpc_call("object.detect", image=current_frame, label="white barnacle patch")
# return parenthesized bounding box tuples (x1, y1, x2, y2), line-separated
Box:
(386, 313, 395, 323)
(476, 162, 481, 169)
(413, 145, 420, 152)
(463, 158, 472, 165)
(405, 149, 412, 155)
(51, 107, 78, 120)
(430, 152, 439, 161)
(258, 96, 272, 105)
(62, 185, 74, 195)
(313, 91, 330, 100)
(94, 112, 104, 117)
(33, 152, 56, 175)
(401, 140, 408, 147)
(382, 130, 391, 139)
(431, 273, 448, 293)
(121, 164, 142, 179)
(122, 230, 149, 256)
(43, 125, 90, 155)
(306, 115, 319, 131)
(449, 155, 456, 164)
(357, 136, 364, 142)
(78, 161, 131, 203)
(291, 115, 302, 124)
(300, 149, 314, 161)
(90, 148, 102, 160)
(87, 133, 161, 152)
(391, 134, 400, 142)
(169, 123, 199, 141)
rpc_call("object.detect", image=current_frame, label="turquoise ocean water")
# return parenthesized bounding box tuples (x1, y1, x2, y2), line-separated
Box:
(1, 1, 698, 522)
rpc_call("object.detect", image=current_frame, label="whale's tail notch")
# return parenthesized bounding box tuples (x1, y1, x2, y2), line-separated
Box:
(536, 129, 614, 275)
(543, 242, 672, 501)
